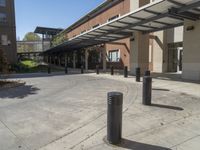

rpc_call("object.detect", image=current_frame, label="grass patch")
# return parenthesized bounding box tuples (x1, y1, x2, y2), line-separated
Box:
(13, 59, 64, 73)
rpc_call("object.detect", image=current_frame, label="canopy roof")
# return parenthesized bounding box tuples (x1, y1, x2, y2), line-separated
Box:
(44, 0, 200, 54)
(34, 27, 63, 36)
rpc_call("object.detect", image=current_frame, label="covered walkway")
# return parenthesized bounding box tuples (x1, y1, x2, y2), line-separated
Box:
(44, 0, 200, 80)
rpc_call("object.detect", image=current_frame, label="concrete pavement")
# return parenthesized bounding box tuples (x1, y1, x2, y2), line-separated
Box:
(0, 72, 200, 150)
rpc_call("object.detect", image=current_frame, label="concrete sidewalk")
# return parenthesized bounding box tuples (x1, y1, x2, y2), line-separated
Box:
(0, 72, 200, 150)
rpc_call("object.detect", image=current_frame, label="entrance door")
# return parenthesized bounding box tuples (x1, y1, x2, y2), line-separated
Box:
(168, 42, 183, 72)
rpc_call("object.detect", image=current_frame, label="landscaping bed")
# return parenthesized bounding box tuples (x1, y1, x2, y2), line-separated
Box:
(0, 80, 25, 90)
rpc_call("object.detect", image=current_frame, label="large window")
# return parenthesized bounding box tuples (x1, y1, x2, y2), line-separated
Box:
(0, 0, 6, 7)
(0, 13, 7, 23)
(109, 50, 120, 62)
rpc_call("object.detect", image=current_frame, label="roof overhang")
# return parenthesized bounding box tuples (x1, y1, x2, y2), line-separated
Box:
(44, 0, 200, 54)
(34, 27, 63, 36)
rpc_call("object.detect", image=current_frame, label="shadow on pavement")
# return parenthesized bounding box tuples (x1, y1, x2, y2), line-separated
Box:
(151, 72, 200, 84)
(6, 71, 95, 79)
(151, 103, 184, 111)
(119, 139, 171, 150)
(153, 88, 170, 91)
(0, 84, 40, 99)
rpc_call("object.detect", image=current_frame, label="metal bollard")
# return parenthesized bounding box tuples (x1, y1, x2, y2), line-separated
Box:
(96, 65, 99, 75)
(111, 66, 114, 75)
(124, 66, 128, 78)
(81, 65, 84, 74)
(136, 67, 141, 82)
(107, 92, 123, 145)
(48, 65, 51, 74)
(143, 76, 152, 105)
(144, 70, 151, 76)
(65, 66, 68, 74)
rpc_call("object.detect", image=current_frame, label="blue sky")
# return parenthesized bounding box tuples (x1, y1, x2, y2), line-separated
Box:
(15, 0, 105, 40)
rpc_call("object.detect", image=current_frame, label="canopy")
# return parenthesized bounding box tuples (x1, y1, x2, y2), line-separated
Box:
(44, 0, 200, 54)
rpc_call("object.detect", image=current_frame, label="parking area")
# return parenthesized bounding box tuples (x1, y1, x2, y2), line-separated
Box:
(0, 72, 200, 150)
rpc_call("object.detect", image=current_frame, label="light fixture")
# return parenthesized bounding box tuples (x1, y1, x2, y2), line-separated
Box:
(186, 26, 195, 31)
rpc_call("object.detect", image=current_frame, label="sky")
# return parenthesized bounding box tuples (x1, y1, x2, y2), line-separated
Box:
(15, 0, 105, 40)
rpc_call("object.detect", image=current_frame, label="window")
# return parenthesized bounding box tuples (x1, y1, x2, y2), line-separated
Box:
(0, 13, 7, 23)
(81, 30, 86, 34)
(1, 35, 8, 45)
(108, 14, 120, 22)
(0, 0, 6, 7)
(109, 50, 120, 62)
(92, 24, 100, 29)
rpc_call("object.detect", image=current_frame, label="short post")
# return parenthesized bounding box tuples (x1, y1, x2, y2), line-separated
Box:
(144, 70, 151, 76)
(107, 92, 123, 145)
(136, 67, 141, 82)
(81, 65, 84, 74)
(65, 65, 68, 74)
(111, 66, 114, 76)
(96, 65, 99, 75)
(124, 66, 128, 78)
(143, 76, 152, 105)
(48, 65, 51, 74)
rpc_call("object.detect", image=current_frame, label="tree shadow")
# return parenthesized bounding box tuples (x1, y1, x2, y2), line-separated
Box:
(151, 103, 184, 111)
(118, 139, 171, 150)
(0, 84, 40, 99)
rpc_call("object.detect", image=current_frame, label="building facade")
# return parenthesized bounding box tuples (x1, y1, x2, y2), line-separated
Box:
(50, 0, 151, 69)
(45, 0, 200, 81)
(0, 0, 17, 64)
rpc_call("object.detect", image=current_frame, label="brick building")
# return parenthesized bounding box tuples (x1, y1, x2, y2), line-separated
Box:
(44, 0, 200, 81)
(0, 0, 17, 64)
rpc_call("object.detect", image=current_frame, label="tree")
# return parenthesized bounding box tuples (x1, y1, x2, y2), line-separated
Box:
(23, 32, 41, 41)
(22, 32, 41, 53)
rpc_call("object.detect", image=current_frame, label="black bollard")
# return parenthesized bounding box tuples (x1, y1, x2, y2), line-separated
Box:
(143, 76, 152, 105)
(124, 66, 128, 78)
(107, 92, 123, 145)
(136, 67, 141, 82)
(96, 65, 99, 75)
(144, 70, 151, 76)
(111, 66, 114, 75)
(48, 65, 51, 74)
(81, 65, 84, 74)
(65, 66, 68, 74)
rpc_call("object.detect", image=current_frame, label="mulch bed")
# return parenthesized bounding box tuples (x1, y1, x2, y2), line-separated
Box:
(0, 80, 25, 90)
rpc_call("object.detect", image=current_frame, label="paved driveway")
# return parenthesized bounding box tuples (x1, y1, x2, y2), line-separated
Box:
(1, 72, 200, 150)
(0, 73, 136, 150)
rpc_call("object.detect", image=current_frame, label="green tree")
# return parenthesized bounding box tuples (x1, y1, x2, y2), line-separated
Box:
(23, 32, 41, 41)
(22, 32, 41, 53)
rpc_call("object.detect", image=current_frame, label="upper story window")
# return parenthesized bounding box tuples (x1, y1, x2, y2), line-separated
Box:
(1, 34, 8, 46)
(0, 13, 7, 23)
(108, 14, 120, 22)
(92, 24, 100, 29)
(0, 0, 6, 7)
(81, 30, 86, 34)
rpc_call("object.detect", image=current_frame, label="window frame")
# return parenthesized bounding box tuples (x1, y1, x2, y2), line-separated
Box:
(108, 49, 120, 62)
(0, 12, 7, 23)
(0, 0, 6, 7)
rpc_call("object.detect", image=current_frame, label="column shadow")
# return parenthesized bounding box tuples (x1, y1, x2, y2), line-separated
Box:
(151, 103, 184, 111)
(118, 139, 171, 150)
